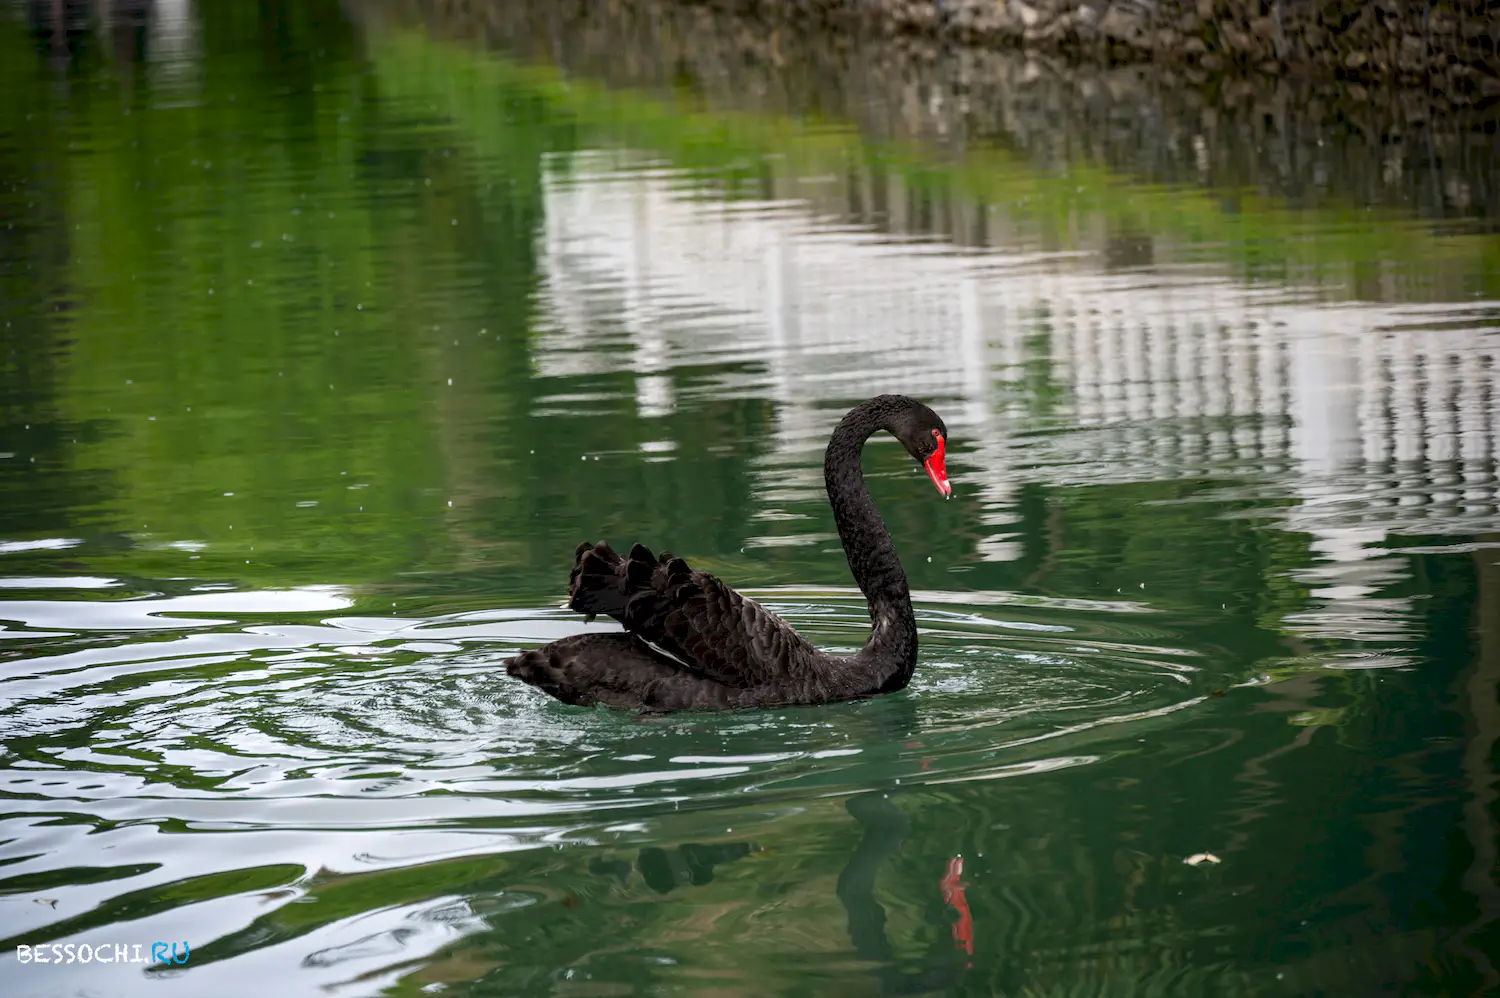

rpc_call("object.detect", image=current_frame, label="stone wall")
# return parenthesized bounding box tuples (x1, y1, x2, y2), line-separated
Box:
(678, 0, 1500, 90)
(355, 0, 1499, 224)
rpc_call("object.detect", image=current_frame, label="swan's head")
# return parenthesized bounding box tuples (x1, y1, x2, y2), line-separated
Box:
(890, 399, 951, 500)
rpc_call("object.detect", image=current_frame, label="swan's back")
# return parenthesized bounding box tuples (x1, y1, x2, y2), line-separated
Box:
(576, 542, 824, 685)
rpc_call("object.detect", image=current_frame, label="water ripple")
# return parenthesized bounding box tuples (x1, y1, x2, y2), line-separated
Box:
(0, 587, 1205, 841)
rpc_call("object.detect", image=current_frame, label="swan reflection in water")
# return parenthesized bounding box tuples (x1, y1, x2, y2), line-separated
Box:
(586, 792, 973, 994)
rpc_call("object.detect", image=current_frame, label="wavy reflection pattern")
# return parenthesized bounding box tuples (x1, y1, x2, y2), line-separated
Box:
(535, 150, 1500, 657)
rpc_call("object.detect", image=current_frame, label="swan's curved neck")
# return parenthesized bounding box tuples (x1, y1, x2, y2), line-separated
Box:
(824, 401, 917, 686)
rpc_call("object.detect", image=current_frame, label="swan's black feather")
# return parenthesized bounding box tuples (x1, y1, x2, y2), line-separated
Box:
(505, 633, 746, 711)
(559, 541, 822, 692)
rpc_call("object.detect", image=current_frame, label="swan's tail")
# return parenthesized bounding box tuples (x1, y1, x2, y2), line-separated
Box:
(567, 540, 665, 624)
(505, 632, 736, 710)
(505, 633, 636, 707)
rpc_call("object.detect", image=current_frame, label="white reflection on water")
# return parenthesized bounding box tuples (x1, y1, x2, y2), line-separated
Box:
(534, 150, 1500, 653)
(0, 586, 354, 631)
(0, 538, 84, 555)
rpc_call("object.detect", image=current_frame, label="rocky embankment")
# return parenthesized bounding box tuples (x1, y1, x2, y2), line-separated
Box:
(355, 0, 1498, 224)
(682, 0, 1500, 92)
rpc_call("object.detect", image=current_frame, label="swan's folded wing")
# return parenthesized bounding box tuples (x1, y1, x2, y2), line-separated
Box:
(619, 554, 817, 689)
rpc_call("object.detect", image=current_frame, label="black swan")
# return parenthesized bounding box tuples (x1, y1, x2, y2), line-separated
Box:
(505, 395, 951, 711)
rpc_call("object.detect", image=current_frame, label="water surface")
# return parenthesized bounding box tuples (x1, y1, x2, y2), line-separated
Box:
(2, 1, 1499, 995)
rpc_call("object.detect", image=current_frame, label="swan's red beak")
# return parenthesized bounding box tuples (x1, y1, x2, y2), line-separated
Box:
(924, 435, 952, 499)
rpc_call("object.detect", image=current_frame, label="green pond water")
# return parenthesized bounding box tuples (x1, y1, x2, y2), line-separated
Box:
(3, 1, 1500, 995)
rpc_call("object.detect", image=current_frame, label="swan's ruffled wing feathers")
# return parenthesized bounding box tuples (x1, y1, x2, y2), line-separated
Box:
(567, 541, 818, 689)
(567, 541, 632, 623)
